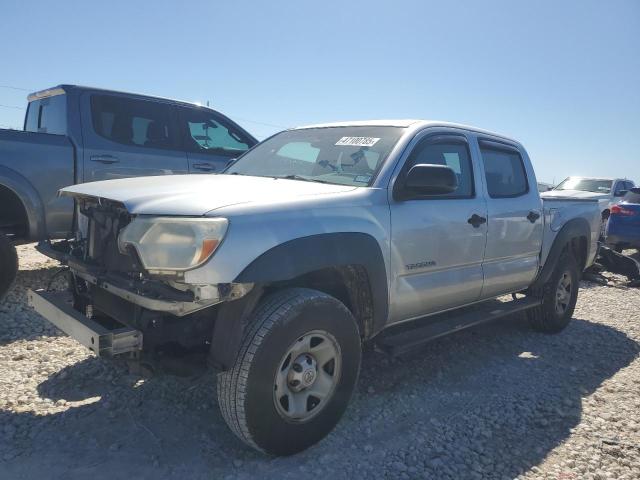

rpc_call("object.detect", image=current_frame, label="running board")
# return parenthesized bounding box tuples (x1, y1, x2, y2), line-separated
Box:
(376, 296, 541, 356)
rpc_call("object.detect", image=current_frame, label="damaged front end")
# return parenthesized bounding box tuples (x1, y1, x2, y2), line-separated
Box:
(29, 196, 252, 359)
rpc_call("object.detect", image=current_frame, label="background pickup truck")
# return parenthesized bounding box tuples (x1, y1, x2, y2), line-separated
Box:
(0, 85, 257, 299)
(29, 120, 601, 456)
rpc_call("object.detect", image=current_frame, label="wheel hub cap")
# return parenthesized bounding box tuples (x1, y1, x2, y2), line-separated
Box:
(288, 354, 317, 392)
(555, 271, 572, 315)
(273, 330, 341, 422)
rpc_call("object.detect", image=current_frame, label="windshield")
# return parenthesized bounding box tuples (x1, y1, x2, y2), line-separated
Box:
(225, 126, 405, 186)
(555, 178, 613, 194)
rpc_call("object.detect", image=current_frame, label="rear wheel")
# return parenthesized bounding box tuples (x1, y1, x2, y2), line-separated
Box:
(0, 233, 18, 301)
(527, 252, 579, 333)
(217, 288, 361, 455)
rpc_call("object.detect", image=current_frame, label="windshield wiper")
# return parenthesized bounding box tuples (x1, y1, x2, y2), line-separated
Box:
(276, 175, 330, 184)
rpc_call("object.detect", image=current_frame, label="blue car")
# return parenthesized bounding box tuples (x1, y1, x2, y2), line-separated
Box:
(606, 187, 640, 251)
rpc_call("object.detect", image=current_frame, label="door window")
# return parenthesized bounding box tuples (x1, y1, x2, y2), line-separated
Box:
(403, 137, 475, 198)
(90, 95, 178, 150)
(179, 108, 251, 157)
(479, 144, 528, 198)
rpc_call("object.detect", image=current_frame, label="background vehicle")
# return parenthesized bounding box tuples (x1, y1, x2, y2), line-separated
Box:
(29, 120, 601, 455)
(542, 176, 635, 219)
(0, 85, 257, 299)
(537, 181, 554, 192)
(606, 187, 640, 252)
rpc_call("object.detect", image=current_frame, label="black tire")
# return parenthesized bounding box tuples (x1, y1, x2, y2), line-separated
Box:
(527, 252, 579, 333)
(0, 233, 18, 301)
(217, 288, 361, 455)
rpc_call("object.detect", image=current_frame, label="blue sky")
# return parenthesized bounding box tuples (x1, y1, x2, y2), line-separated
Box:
(1, 0, 638, 184)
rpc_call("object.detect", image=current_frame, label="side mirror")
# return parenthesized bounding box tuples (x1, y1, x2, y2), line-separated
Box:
(398, 164, 458, 199)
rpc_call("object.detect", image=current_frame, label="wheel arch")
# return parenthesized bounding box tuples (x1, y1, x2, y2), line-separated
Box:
(533, 217, 591, 289)
(0, 167, 45, 242)
(210, 233, 389, 370)
(234, 232, 388, 336)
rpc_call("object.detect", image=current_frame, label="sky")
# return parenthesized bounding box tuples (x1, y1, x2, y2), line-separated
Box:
(1, 0, 638, 184)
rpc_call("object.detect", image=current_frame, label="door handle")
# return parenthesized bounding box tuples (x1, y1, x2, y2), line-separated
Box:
(90, 155, 120, 164)
(467, 214, 487, 228)
(527, 211, 541, 223)
(192, 162, 215, 171)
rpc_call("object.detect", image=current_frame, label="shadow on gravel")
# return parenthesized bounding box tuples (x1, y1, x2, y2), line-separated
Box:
(0, 267, 65, 346)
(1, 314, 638, 479)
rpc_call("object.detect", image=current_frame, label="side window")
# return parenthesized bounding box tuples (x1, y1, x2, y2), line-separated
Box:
(179, 108, 251, 157)
(479, 144, 528, 198)
(91, 95, 178, 150)
(404, 137, 474, 198)
(24, 95, 67, 135)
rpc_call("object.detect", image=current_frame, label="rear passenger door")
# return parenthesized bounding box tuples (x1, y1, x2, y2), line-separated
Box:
(177, 107, 254, 174)
(476, 138, 543, 298)
(81, 93, 188, 182)
(389, 131, 487, 323)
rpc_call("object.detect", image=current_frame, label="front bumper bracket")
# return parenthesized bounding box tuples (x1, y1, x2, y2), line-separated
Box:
(27, 289, 143, 357)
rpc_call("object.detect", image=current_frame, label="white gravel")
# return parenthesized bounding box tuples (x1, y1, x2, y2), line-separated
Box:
(1, 245, 639, 480)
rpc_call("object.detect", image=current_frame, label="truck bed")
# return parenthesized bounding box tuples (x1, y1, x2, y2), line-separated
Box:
(0, 128, 75, 241)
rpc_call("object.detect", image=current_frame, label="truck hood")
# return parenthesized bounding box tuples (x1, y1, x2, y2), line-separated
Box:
(541, 189, 609, 200)
(61, 174, 357, 216)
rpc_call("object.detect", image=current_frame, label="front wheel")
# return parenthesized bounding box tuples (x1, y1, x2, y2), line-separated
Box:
(217, 288, 361, 455)
(527, 252, 579, 333)
(0, 233, 18, 301)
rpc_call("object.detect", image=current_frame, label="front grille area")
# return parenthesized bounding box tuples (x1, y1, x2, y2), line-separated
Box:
(80, 199, 141, 276)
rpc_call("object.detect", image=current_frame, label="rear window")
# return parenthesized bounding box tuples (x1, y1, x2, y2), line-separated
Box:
(623, 188, 640, 204)
(24, 94, 67, 135)
(91, 94, 178, 150)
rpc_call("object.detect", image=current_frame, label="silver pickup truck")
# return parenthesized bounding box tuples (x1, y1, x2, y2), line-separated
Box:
(29, 120, 601, 455)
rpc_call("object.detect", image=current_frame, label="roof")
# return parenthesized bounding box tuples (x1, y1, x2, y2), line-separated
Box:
(27, 84, 206, 110)
(293, 119, 519, 143)
(562, 176, 619, 181)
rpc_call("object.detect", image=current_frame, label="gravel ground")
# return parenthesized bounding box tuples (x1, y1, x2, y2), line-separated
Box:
(1, 245, 639, 480)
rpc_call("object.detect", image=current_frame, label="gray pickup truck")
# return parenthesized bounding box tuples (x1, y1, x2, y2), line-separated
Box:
(0, 85, 257, 299)
(29, 120, 601, 455)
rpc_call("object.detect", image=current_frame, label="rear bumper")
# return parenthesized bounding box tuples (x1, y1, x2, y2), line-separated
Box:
(27, 289, 143, 357)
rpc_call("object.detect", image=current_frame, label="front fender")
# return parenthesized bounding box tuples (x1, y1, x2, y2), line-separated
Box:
(235, 232, 389, 334)
(0, 166, 45, 240)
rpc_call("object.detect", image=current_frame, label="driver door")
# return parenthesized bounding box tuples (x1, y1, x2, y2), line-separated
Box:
(388, 131, 488, 323)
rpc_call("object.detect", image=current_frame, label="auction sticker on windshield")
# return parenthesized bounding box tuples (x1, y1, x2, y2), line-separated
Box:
(335, 137, 380, 147)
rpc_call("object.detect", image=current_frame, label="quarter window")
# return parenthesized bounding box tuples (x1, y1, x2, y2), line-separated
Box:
(91, 95, 177, 150)
(480, 145, 528, 198)
(404, 138, 475, 198)
(25, 95, 67, 135)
